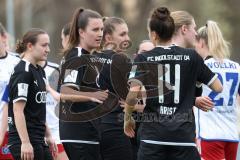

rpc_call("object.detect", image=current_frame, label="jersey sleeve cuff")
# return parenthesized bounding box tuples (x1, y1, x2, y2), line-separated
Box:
(61, 83, 79, 90)
(207, 74, 218, 86)
(13, 97, 27, 103)
(196, 81, 202, 88)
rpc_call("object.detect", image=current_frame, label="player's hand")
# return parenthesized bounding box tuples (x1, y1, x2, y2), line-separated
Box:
(0, 134, 4, 147)
(124, 114, 136, 138)
(89, 97, 103, 104)
(21, 142, 34, 160)
(195, 96, 214, 112)
(91, 90, 108, 101)
(134, 103, 145, 112)
(45, 136, 58, 158)
(119, 99, 125, 108)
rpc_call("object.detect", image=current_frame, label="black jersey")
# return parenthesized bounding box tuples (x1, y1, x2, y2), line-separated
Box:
(97, 50, 132, 125)
(60, 47, 102, 143)
(129, 46, 217, 146)
(8, 59, 47, 145)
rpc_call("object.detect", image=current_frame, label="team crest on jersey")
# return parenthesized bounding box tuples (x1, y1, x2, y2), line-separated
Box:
(17, 83, 28, 97)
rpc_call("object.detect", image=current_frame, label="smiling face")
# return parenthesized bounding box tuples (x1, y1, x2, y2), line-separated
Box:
(79, 18, 103, 51)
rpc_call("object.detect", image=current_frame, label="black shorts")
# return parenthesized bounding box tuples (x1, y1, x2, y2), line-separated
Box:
(9, 143, 53, 160)
(63, 142, 100, 160)
(138, 141, 200, 160)
(100, 123, 133, 160)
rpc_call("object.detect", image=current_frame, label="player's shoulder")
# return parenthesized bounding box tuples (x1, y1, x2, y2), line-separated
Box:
(46, 61, 59, 70)
(6, 51, 20, 61)
(173, 46, 197, 55)
(65, 47, 79, 60)
(13, 60, 32, 77)
(8, 51, 20, 57)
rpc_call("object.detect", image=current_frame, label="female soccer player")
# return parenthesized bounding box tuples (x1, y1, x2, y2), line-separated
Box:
(195, 20, 240, 160)
(97, 17, 133, 160)
(59, 8, 108, 160)
(171, 10, 214, 111)
(124, 7, 222, 160)
(8, 28, 55, 160)
(0, 22, 19, 160)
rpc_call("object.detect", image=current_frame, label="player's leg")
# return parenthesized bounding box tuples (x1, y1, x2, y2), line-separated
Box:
(0, 132, 13, 160)
(200, 140, 225, 160)
(167, 145, 200, 160)
(100, 123, 133, 160)
(137, 141, 167, 160)
(63, 142, 100, 160)
(225, 142, 238, 160)
(54, 143, 69, 160)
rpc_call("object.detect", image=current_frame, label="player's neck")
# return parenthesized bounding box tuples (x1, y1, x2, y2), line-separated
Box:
(171, 35, 186, 48)
(155, 40, 172, 47)
(79, 43, 92, 54)
(0, 49, 7, 58)
(22, 52, 38, 67)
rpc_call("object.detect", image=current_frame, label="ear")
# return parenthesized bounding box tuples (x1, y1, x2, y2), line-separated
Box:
(79, 28, 84, 39)
(150, 31, 158, 46)
(181, 25, 188, 35)
(200, 39, 206, 48)
(105, 33, 113, 42)
(26, 42, 33, 51)
(150, 31, 157, 41)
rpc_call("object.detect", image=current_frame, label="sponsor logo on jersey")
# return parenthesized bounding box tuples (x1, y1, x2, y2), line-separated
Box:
(34, 80, 38, 86)
(35, 91, 47, 103)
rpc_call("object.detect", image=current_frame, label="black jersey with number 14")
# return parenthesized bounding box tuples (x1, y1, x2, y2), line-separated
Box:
(129, 46, 217, 146)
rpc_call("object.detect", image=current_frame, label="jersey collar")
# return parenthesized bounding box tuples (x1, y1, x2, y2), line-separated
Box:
(0, 51, 8, 59)
(156, 44, 175, 49)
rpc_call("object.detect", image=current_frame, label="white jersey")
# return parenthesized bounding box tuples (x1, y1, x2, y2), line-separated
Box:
(0, 52, 20, 128)
(196, 58, 240, 141)
(44, 61, 61, 143)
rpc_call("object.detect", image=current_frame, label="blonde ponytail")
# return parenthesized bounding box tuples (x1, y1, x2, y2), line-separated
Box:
(197, 20, 230, 59)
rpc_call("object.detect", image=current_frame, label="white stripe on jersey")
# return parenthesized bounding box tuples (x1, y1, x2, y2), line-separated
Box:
(196, 58, 240, 141)
(77, 47, 82, 57)
(13, 97, 27, 103)
(142, 140, 196, 147)
(22, 59, 30, 72)
(60, 140, 99, 144)
(207, 74, 218, 86)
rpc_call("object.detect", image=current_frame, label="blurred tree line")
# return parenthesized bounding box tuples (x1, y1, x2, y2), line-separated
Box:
(0, 0, 239, 63)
